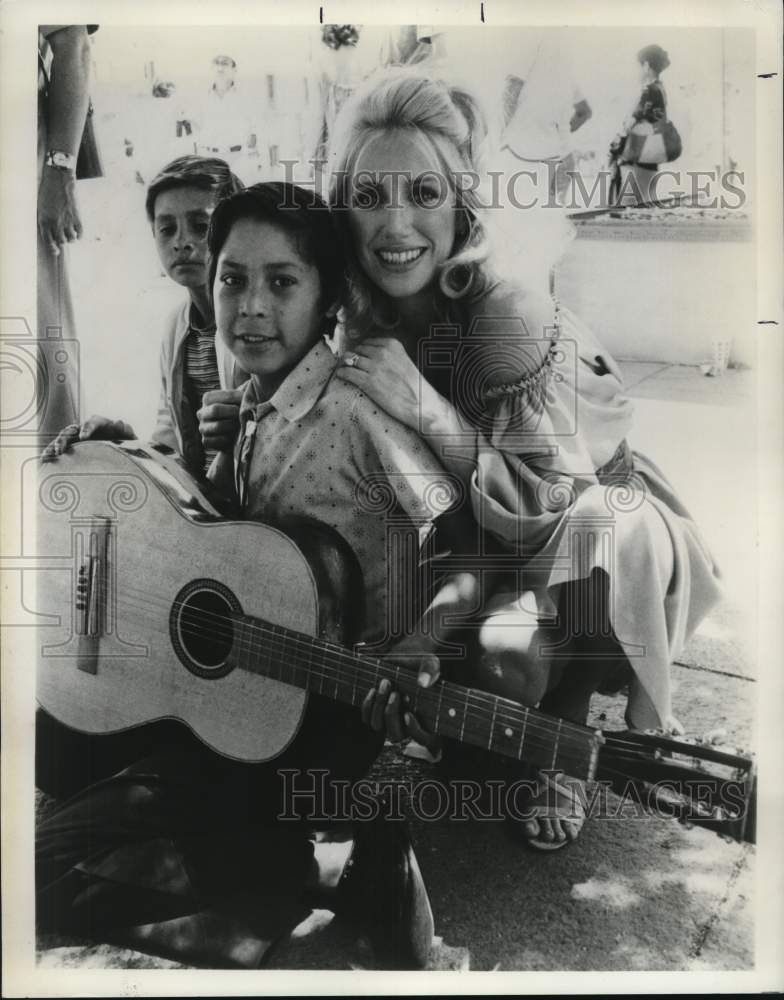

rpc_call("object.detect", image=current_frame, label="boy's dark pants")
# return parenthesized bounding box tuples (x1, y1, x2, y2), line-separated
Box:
(36, 702, 383, 967)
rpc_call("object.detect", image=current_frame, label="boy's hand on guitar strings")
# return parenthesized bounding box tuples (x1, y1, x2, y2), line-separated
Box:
(361, 678, 442, 754)
(198, 388, 244, 453)
(360, 649, 443, 756)
(42, 416, 136, 461)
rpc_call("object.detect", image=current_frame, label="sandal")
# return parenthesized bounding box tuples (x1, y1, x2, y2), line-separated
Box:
(509, 770, 586, 852)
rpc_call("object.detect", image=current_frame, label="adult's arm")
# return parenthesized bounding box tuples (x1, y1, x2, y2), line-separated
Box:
(337, 285, 559, 494)
(347, 390, 481, 741)
(38, 26, 92, 254)
(43, 26, 92, 156)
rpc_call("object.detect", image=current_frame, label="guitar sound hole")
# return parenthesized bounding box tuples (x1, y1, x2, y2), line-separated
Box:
(170, 580, 242, 679)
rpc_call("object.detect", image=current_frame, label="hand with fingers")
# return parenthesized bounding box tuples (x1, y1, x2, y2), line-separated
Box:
(38, 168, 83, 257)
(360, 647, 443, 758)
(198, 387, 243, 454)
(361, 570, 481, 756)
(337, 337, 456, 437)
(42, 415, 136, 461)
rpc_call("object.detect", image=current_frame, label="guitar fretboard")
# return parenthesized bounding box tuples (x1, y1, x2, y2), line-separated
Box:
(232, 614, 601, 780)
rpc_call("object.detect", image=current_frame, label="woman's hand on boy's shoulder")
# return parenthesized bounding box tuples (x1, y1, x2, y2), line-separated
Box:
(337, 337, 454, 436)
(198, 388, 243, 454)
(41, 415, 136, 461)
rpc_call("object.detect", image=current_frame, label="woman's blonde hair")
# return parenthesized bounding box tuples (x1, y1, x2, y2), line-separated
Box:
(327, 68, 496, 337)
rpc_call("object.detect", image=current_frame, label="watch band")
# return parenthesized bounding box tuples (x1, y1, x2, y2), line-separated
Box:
(44, 150, 77, 172)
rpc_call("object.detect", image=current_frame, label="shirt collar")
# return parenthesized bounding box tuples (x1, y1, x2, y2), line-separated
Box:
(189, 304, 216, 336)
(238, 339, 338, 425)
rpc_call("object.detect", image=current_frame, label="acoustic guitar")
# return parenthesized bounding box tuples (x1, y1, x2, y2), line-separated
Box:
(35, 441, 756, 843)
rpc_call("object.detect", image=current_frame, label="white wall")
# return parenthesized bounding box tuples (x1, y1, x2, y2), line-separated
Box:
(555, 230, 756, 367)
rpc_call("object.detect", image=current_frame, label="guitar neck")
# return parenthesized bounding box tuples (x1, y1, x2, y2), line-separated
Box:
(232, 614, 602, 781)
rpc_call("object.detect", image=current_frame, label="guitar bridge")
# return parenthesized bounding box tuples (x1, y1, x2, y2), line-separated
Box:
(75, 518, 112, 674)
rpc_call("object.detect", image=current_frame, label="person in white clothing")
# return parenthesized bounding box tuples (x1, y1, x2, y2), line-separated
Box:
(499, 31, 592, 206)
(194, 55, 259, 183)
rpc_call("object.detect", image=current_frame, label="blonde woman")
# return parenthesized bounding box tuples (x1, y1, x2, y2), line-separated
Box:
(325, 67, 721, 850)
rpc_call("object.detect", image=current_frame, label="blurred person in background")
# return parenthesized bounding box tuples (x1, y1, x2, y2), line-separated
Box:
(610, 44, 673, 205)
(194, 54, 259, 183)
(499, 30, 592, 207)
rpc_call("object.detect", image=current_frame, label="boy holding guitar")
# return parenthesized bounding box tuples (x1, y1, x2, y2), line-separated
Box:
(38, 182, 460, 969)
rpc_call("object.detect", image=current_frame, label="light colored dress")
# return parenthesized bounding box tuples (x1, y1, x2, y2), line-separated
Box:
(460, 296, 722, 727)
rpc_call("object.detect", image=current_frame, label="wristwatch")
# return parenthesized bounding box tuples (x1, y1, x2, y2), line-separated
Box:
(44, 150, 77, 173)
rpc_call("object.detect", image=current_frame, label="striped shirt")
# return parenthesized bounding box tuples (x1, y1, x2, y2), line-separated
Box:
(183, 319, 221, 473)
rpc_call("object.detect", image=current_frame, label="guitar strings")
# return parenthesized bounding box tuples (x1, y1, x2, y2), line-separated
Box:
(80, 582, 634, 763)
(106, 579, 598, 745)
(107, 592, 705, 777)
(90, 578, 648, 758)
(60, 581, 752, 797)
(85, 578, 745, 768)
(81, 579, 603, 766)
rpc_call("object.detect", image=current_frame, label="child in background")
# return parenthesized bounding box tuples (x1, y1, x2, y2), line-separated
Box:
(44, 155, 246, 476)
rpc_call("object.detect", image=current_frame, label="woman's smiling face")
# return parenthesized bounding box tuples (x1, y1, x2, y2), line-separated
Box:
(347, 129, 458, 302)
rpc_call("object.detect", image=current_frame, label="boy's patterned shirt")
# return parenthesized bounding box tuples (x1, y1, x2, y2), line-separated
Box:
(235, 339, 460, 646)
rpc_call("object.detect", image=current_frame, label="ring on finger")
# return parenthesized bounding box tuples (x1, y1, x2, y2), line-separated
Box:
(344, 352, 360, 368)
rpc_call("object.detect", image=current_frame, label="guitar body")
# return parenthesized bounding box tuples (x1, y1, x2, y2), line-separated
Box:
(36, 441, 358, 763)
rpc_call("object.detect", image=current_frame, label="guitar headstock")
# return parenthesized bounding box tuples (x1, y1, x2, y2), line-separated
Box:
(598, 729, 756, 844)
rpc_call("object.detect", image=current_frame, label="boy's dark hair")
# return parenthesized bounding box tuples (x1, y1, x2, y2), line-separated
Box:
(637, 44, 671, 75)
(207, 183, 345, 323)
(145, 155, 245, 223)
